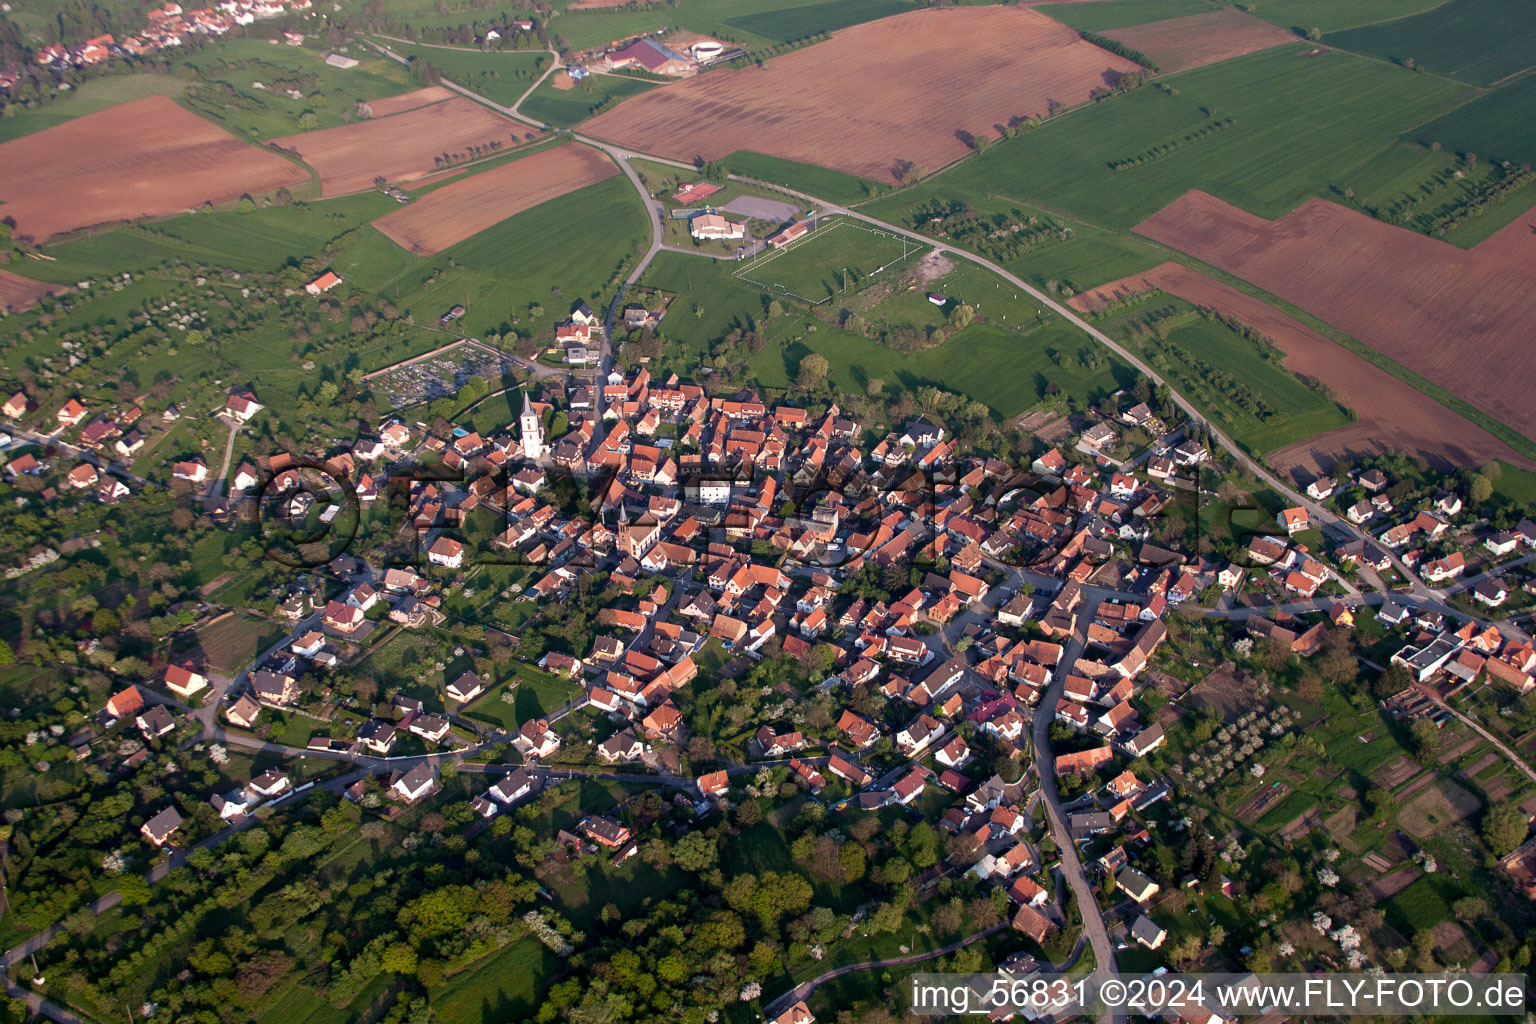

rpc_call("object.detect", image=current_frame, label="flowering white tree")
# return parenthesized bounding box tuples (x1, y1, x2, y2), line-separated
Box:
(740, 983, 762, 1002)
(1250, 764, 1266, 778)
(101, 850, 127, 875)
(1278, 941, 1296, 957)
(1322, 848, 1341, 863)
(1312, 912, 1332, 935)
(1317, 866, 1340, 887)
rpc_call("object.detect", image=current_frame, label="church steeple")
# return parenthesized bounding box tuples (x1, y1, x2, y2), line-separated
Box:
(519, 389, 544, 461)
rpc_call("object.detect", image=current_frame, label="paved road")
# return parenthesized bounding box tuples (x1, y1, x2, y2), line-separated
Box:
(764, 923, 1008, 1018)
(1029, 589, 1124, 1024)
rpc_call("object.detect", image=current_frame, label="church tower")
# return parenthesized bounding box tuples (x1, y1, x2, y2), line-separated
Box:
(519, 390, 544, 461)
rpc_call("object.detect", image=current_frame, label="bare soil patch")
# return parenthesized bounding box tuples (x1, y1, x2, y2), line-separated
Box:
(1368, 864, 1421, 900)
(1184, 664, 1255, 722)
(1135, 190, 1536, 449)
(1361, 851, 1393, 872)
(1235, 781, 1289, 823)
(371, 143, 616, 255)
(1399, 777, 1480, 837)
(0, 269, 68, 312)
(582, 6, 1139, 184)
(1278, 808, 1320, 841)
(1102, 9, 1296, 74)
(1075, 258, 1534, 478)
(914, 249, 956, 285)
(1371, 756, 1419, 789)
(360, 85, 456, 117)
(0, 95, 307, 244)
(268, 97, 522, 196)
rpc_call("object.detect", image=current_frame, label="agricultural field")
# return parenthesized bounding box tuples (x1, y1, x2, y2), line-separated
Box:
(640, 245, 1131, 417)
(173, 39, 420, 140)
(1134, 188, 1536, 445)
(1323, 0, 1536, 86)
(1243, 0, 1447, 33)
(266, 96, 536, 195)
(0, 269, 67, 313)
(716, 150, 889, 204)
(370, 40, 553, 108)
(1406, 71, 1536, 168)
(1070, 261, 1530, 476)
(371, 143, 617, 255)
(581, 5, 1140, 184)
(1099, 296, 1354, 454)
(338, 172, 651, 340)
(1034, 0, 1222, 33)
(0, 95, 309, 244)
(517, 70, 657, 128)
(861, 44, 1475, 232)
(544, 0, 921, 51)
(733, 218, 924, 304)
(1101, 8, 1297, 73)
(0, 74, 190, 145)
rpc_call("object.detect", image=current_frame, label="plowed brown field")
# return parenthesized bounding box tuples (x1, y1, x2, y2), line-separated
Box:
(361, 85, 456, 117)
(1135, 190, 1536, 447)
(581, 6, 1139, 184)
(0, 269, 67, 313)
(1071, 261, 1536, 477)
(267, 97, 520, 196)
(0, 95, 308, 244)
(372, 144, 617, 255)
(1102, 9, 1296, 73)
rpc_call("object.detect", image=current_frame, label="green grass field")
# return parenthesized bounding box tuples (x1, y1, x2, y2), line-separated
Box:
(430, 938, 554, 1024)
(735, 219, 922, 302)
(520, 72, 657, 128)
(546, 0, 919, 52)
(176, 39, 419, 141)
(1034, 0, 1222, 33)
(861, 45, 1474, 233)
(721, 150, 890, 205)
(1405, 71, 1536, 166)
(722, 0, 916, 40)
(337, 172, 649, 339)
(1137, 313, 1354, 453)
(1247, 0, 1448, 33)
(376, 40, 552, 107)
(748, 317, 1132, 418)
(1324, 0, 1536, 85)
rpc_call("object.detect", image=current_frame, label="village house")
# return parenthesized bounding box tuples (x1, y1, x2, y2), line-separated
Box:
(391, 763, 439, 803)
(140, 806, 183, 847)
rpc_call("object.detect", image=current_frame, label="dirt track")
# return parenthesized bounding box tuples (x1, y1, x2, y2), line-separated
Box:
(0, 269, 66, 313)
(267, 97, 522, 196)
(1134, 189, 1536, 452)
(372, 143, 617, 255)
(582, 6, 1139, 184)
(0, 96, 308, 244)
(1070, 259, 1536, 476)
(1103, 9, 1296, 73)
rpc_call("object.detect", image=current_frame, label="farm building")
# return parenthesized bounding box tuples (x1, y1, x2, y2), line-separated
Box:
(305, 271, 343, 295)
(605, 38, 693, 76)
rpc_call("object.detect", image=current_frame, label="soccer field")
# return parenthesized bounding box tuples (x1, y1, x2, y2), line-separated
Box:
(733, 218, 923, 303)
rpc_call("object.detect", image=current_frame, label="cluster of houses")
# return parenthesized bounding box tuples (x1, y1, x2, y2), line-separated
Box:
(67, 336, 1536, 998)
(13, 0, 316, 83)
